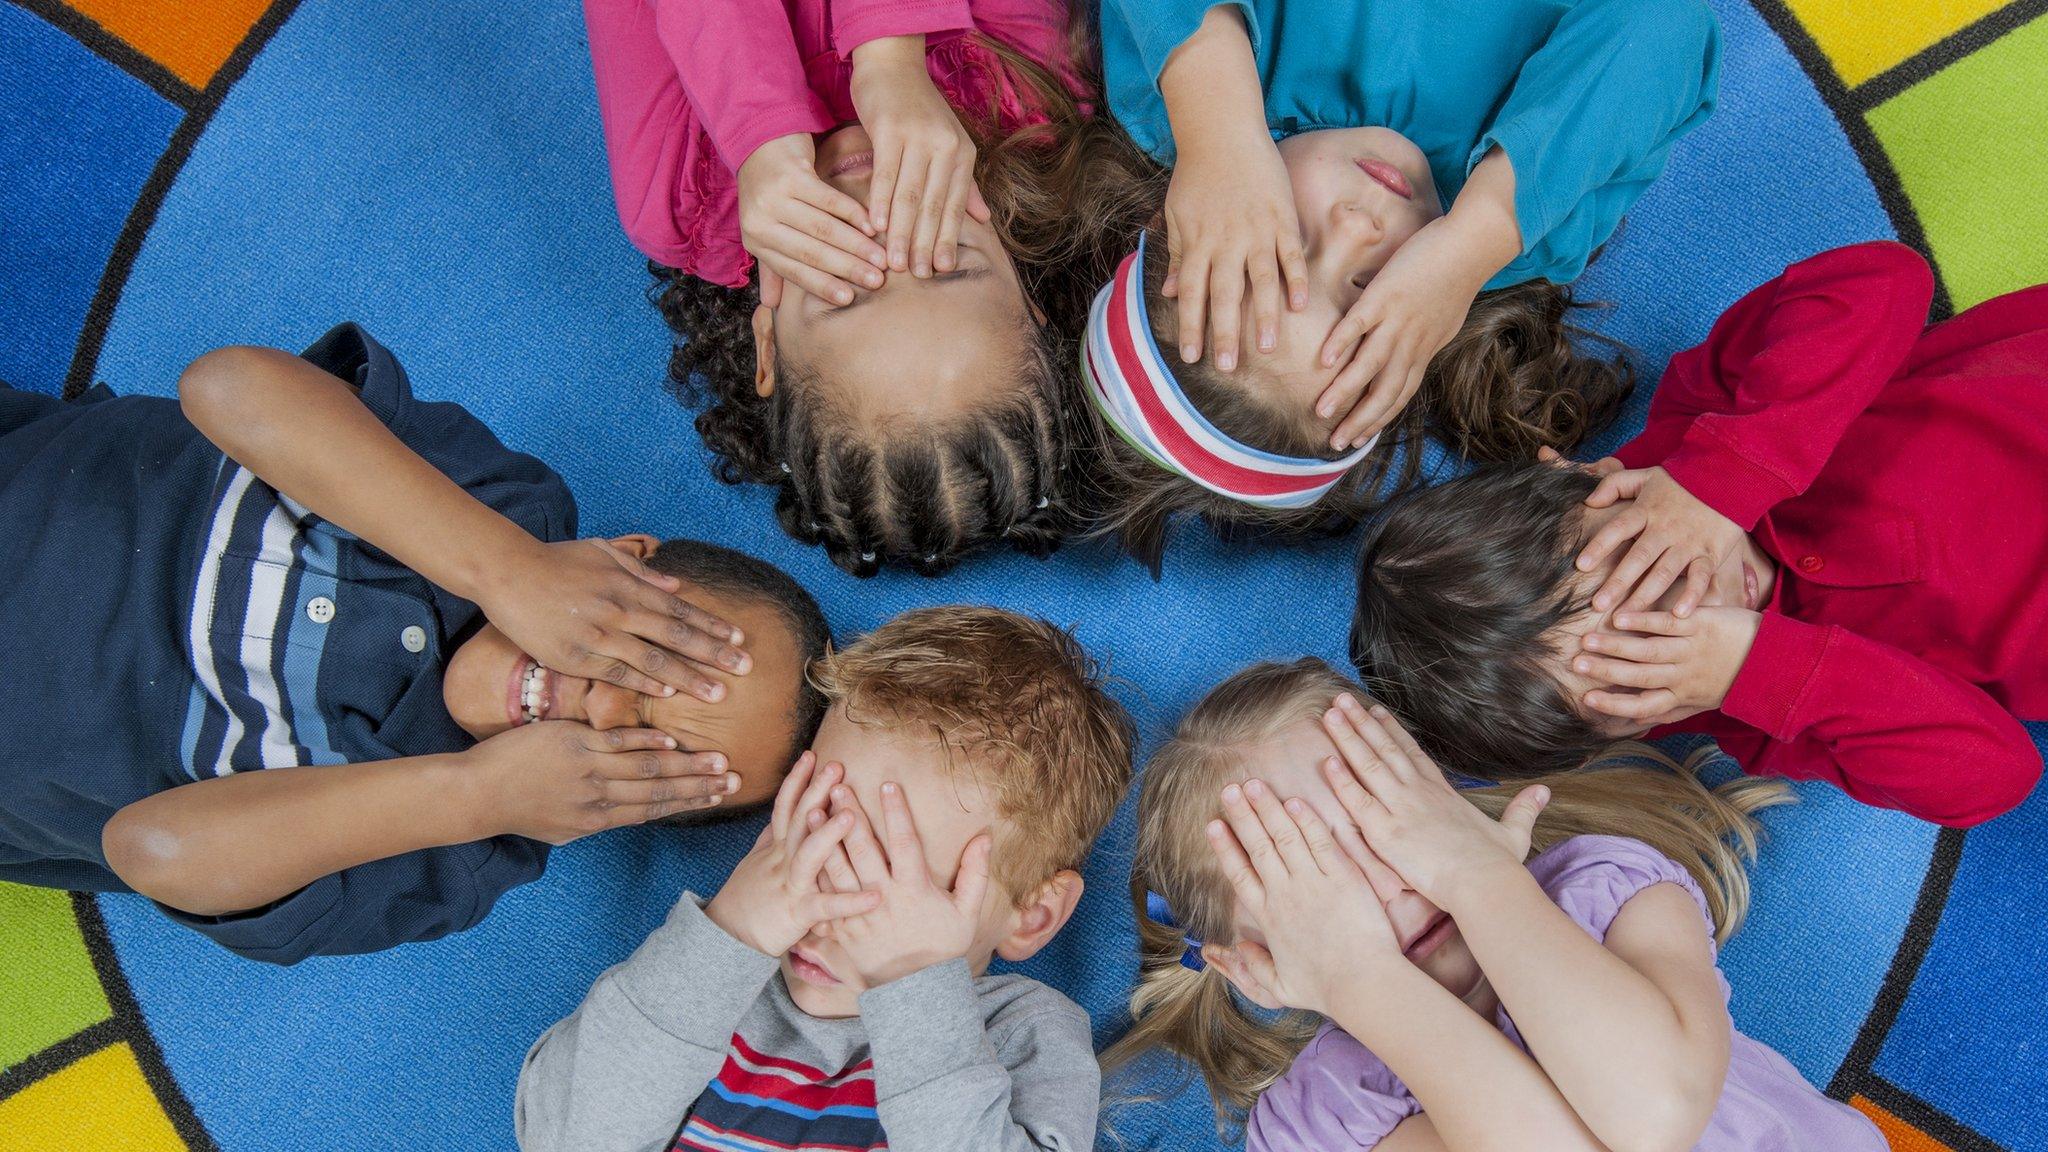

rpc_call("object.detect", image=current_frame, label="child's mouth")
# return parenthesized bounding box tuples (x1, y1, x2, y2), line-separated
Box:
(788, 945, 841, 987)
(1402, 913, 1455, 962)
(827, 150, 874, 178)
(505, 657, 554, 726)
(1354, 157, 1414, 200)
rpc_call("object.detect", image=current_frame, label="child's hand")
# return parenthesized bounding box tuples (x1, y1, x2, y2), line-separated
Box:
(1203, 777, 1399, 1015)
(707, 754, 881, 957)
(1314, 219, 1486, 450)
(1578, 607, 1762, 726)
(849, 35, 989, 278)
(822, 781, 991, 987)
(1162, 136, 1310, 373)
(485, 539, 749, 702)
(465, 721, 736, 844)
(737, 133, 889, 307)
(1318, 696, 1549, 914)
(1576, 466, 1748, 616)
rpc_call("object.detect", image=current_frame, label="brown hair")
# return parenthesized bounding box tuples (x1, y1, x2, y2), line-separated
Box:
(1080, 224, 1634, 575)
(657, 21, 1164, 578)
(1350, 462, 1609, 779)
(1100, 658, 1788, 1133)
(811, 606, 1137, 901)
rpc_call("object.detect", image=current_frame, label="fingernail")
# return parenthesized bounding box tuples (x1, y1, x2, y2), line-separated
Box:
(836, 289, 853, 305)
(882, 782, 898, 796)
(915, 262, 929, 278)
(705, 753, 724, 769)
(724, 651, 749, 672)
(1259, 329, 1275, 352)
(725, 773, 740, 793)
(662, 685, 677, 697)
(1218, 352, 1235, 371)
(1182, 345, 1198, 363)
(727, 627, 746, 644)
(701, 683, 725, 702)
(1207, 820, 1227, 837)
(1370, 705, 1390, 719)
(865, 272, 883, 288)
(1331, 435, 1346, 450)
(1285, 798, 1306, 815)
(1222, 783, 1243, 804)
(1245, 779, 1265, 798)
(1574, 658, 1593, 673)
(1584, 636, 1601, 650)
(664, 736, 678, 748)
(1337, 694, 1361, 712)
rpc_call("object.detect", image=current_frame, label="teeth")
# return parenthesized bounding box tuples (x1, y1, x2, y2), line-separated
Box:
(521, 665, 548, 722)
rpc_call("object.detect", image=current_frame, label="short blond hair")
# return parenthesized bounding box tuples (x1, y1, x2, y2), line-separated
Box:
(812, 606, 1135, 903)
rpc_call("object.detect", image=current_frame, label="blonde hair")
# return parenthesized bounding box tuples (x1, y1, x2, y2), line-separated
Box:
(1101, 658, 1790, 1131)
(811, 606, 1136, 904)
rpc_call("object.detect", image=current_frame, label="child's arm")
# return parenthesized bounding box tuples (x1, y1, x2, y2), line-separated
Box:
(518, 758, 876, 1152)
(1150, 5, 1309, 373)
(1315, 701, 1730, 1152)
(103, 722, 729, 917)
(1587, 609, 2041, 827)
(1208, 780, 1603, 1152)
(178, 344, 748, 701)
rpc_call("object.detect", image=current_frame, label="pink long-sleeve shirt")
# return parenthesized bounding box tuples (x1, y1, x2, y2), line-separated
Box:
(583, 0, 1079, 287)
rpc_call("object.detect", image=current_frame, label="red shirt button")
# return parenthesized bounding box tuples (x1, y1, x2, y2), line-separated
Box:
(1798, 555, 1824, 573)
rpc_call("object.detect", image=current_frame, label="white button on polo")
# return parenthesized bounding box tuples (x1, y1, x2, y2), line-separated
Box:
(401, 625, 427, 653)
(306, 596, 336, 623)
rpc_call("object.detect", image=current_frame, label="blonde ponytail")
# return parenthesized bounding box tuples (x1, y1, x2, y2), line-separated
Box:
(1105, 660, 1793, 1131)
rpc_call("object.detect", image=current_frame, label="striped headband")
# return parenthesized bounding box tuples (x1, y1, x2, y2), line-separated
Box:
(1081, 233, 1375, 509)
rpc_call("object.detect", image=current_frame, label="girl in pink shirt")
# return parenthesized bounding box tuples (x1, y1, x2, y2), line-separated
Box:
(584, 0, 1153, 576)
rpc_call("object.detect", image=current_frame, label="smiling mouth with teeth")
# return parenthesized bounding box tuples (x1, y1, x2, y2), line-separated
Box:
(520, 662, 550, 724)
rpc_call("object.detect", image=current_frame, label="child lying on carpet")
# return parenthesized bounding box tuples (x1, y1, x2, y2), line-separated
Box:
(0, 324, 830, 964)
(1106, 659, 1882, 1151)
(1352, 242, 2048, 826)
(515, 606, 1134, 1152)
(1082, 0, 1718, 570)
(584, 0, 1147, 577)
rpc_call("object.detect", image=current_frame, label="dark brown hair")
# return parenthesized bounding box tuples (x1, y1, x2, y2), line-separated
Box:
(654, 22, 1162, 578)
(1349, 463, 1609, 779)
(1081, 223, 1634, 575)
(813, 606, 1136, 900)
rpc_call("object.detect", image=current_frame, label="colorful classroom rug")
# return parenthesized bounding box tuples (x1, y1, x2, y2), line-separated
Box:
(3, 0, 2046, 1148)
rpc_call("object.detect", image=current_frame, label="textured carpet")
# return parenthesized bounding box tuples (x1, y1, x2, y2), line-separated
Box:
(2, 0, 2046, 1148)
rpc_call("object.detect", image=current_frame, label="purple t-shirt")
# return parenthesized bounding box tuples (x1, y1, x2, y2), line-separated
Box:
(1246, 835, 1885, 1152)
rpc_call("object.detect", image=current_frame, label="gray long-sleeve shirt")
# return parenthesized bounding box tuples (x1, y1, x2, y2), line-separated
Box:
(514, 894, 1100, 1152)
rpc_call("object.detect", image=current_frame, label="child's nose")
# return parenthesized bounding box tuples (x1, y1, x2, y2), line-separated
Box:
(582, 682, 643, 730)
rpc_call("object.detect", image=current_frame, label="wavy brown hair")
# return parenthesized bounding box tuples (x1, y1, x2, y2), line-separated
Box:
(1079, 224, 1635, 575)
(655, 14, 1164, 577)
(813, 606, 1136, 901)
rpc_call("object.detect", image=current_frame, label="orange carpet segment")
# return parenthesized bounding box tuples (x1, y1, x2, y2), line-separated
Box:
(1852, 1095, 1954, 1152)
(63, 0, 274, 88)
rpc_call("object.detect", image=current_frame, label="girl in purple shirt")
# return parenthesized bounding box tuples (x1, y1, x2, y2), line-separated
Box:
(582, 0, 1153, 577)
(1105, 658, 1882, 1152)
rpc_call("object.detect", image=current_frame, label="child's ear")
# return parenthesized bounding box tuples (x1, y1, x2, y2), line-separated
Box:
(752, 305, 778, 399)
(994, 870, 1085, 963)
(608, 534, 661, 560)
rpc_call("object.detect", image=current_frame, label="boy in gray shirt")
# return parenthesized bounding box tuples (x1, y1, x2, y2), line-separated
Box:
(516, 607, 1136, 1152)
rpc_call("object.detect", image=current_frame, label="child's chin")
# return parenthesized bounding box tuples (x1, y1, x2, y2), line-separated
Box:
(787, 978, 859, 1020)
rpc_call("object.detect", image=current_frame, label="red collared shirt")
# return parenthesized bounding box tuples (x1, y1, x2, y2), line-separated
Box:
(1616, 241, 2048, 826)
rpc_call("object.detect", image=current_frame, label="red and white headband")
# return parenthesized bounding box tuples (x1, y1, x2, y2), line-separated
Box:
(1081, 234, 1374, 510)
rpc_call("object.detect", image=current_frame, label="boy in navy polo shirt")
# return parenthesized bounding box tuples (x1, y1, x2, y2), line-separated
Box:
(0, 324, 830, 964)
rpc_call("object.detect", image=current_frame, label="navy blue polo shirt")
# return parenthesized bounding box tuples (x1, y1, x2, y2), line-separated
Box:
(0, 324, 577, 964)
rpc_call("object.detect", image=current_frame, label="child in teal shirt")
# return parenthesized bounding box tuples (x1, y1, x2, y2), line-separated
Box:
(1083, 0, 1718, 570)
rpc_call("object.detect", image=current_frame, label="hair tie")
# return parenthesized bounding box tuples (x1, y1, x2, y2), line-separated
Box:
(922, 553, 937, 565)
(1035, 495, 1050, 510)
(859, 550, 876, 563)
(1082, 233, 1375, 509)
(1143, 890, 1206, 972)
(778, 461, 792, 474)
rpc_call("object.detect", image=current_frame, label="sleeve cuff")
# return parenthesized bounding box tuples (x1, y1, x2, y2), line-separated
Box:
(712, 106, 837, 178)
(613, 895, 781, 1050)
(1657, 421, 1798, 531)
(1719, 613, 1832, 741)
(836, 1, 974, 59)
(155, 873, 345, 965)
(858, 958, 992, 1095)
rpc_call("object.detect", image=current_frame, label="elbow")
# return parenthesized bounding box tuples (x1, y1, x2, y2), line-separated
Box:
(177, 345, 279, 441)
(1586, 1078, 1719, 1152)
(102, 805, 241, 916)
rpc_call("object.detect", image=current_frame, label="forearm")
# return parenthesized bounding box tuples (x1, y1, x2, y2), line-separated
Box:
(1157, 7, 1268, 160)
(177, 345, 536, 604)
(103, 754, 489, 915)
(1440, 867, 1714, 1147)
(1439, 149, 1524, 292)
(1328, 966, 1603, 1152)
(517, 897, 779, 1152)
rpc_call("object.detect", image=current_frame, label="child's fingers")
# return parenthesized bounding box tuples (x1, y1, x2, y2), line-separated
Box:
(950, 833, 991, 914)
(1591, 536, 1669, 615)
(1622, 547, 1695, 614)
(1335, 695, 1418, 780)
(1582, 467, 1646, 509)
(1576, 506, 1647, 576)
(1174, 251, 1211, 363)
(909, 155, 958, 277)
(1318, 296, 1378, 370)
(1219, 782, 1287, 881)
(796, 177, 877, 241)
(1242, 779, 1313, 870)
(834, 787, 891, 886)
(1319, 755, 1382, 834)
(809, 889, 883, 923)
(1320, 327, 1394, 433)
(786, 204, 887, 280)
(790, 808, 858, 884)
(1582, 630, 1687, 663)
(758, 266, 785, 309)
(1207, 257, 1247, 372)
(966, 181, 991, 224)
(887, 157, 932, 272)
(600, 538, 682, 593)
(787, 759, 841, 843)
(1282, 797, 1350, 878)
(1278, 232, 1309, 312)
(770, 751, 818, 842)
(760, 250, 858, 309)
(868, 142, 903, 234)
(624, 603, 748, 673)
(1232, 941, 1284, 1006)
(1584, 687, 1681, 721)
(933, 168, 973, 273)
(1610, 610, 1695, 638)
(1205, 817, 1265, 908)
(1571, 651, 1676, 690)
(877, 781, 926, 884)
(1320, 707, 1398, 800)
(1330, 344, 1411, 450)
(1497, 784, 1550, 858)
(603, 770, 736, 813)
(821, 840, 860, 893)
(1248, 247, 1282, 354)
(1672, 557, 1714, 619)
(1362, 701, 1438, 782)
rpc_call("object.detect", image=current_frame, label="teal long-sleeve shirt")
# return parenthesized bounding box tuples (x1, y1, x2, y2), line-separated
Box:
(1099, 0, 1720, 288)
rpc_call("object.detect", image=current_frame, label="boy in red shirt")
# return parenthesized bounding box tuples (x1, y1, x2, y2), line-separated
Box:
(1350, 242, 2046, 826)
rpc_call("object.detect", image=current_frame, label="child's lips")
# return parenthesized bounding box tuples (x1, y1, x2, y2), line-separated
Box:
(504, 656, 554, 726)
(1355, 157, 1414, 200)
(788, 945, 841, 987)
(1402, 913, 1454, 962)
(827, 150, 874, 178)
